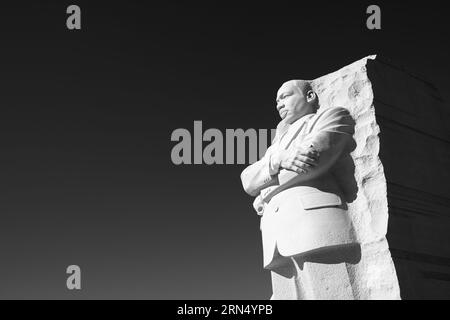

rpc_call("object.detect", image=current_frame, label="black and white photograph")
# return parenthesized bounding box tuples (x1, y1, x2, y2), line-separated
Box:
(1, 1, 449, 306)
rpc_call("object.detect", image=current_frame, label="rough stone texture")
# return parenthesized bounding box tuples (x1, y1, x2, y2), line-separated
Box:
(367, 57, 450, 299)
(308, 56, 401, 299)
(261, 55, 450, 299)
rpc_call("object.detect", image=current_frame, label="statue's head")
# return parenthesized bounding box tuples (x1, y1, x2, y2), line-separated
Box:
(276, 80, 319, 124)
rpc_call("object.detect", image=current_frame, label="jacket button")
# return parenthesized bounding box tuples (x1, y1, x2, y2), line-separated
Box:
(274, 206, 279, 213)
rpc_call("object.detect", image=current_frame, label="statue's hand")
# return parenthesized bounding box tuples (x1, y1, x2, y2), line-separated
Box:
(253, 195, 265, 216)
(274, 146, 319, 174)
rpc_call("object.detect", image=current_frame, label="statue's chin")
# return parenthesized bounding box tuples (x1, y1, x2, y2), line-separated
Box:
(284, 115, 301, 125)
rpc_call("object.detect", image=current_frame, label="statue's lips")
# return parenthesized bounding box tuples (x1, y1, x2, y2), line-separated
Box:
(280, 109, 288, 119)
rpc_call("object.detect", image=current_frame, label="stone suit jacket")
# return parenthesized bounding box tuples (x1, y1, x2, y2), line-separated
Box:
(240, 107, 358, 269)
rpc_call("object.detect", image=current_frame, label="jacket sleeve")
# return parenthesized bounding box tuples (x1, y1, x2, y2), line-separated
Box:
(240, 145, 280, 197)
(264, 107, 355, 200)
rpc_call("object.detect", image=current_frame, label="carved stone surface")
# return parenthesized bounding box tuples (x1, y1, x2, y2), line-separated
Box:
(242, 56, 402, 299)
(367, 57, 450, 299)
(308, 56, 401, 299)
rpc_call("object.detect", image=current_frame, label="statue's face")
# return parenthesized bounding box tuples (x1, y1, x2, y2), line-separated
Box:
(276, 82, 313, 124)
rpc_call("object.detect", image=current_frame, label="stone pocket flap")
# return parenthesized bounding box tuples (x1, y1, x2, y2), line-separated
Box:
(300, 191, 342, 210)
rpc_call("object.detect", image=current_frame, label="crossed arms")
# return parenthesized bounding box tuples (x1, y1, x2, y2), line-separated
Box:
(240, 107, 355, 200)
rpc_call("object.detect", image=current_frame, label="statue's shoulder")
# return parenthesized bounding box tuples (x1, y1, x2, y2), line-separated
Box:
(309, 106, 354, 132)
(316, 106, 350, 118)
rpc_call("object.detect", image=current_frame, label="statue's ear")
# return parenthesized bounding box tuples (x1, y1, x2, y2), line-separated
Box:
(306, 90, 316, 103)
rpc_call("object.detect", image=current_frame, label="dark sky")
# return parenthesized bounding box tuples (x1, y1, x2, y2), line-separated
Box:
(0, 1, 448, 299)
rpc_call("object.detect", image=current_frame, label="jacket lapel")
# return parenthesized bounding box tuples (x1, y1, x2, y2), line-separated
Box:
(279, 113, 315, 150)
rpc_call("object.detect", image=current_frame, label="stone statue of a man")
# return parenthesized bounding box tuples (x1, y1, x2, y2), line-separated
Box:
(240, 80, 360, 300)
